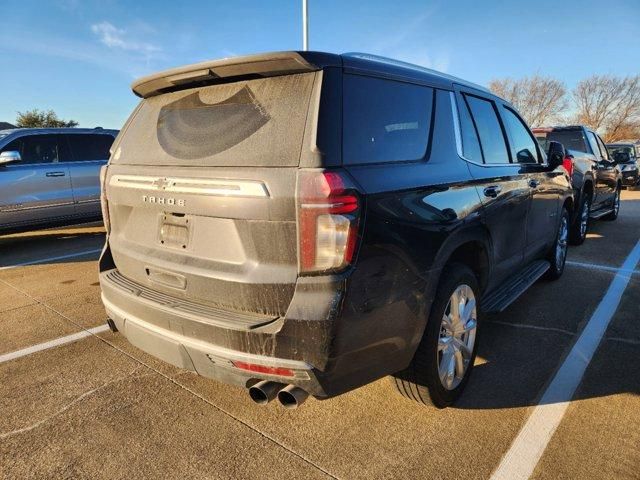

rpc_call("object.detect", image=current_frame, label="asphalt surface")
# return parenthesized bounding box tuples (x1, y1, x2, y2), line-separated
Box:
(1, 192, 639, 480)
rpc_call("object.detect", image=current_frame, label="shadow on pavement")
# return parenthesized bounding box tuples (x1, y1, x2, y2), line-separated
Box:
(0, 223, 105, 268)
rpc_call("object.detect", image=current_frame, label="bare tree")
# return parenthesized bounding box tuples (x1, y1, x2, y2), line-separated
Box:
(488, 75, 568, 127)
(572, 75, 640, 142)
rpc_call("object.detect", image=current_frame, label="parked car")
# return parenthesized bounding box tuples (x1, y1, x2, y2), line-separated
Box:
(99, 51, 573, 409)
(533, 126, 622, 245)
(606, 142, 639, 189)
(0, 128, 118, 234)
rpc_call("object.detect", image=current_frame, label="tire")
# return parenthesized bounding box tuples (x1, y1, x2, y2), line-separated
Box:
(569, 191, 590, 245)
(391, 263, 480, 408)
(545, 206, 569, 280)
(602, 188, 621, 221)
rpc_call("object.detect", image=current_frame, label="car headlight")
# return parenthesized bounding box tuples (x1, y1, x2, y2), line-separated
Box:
(622, 164, 638, 172)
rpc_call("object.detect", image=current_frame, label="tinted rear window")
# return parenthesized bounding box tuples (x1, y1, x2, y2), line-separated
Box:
(112, 72, 316, 167)
(65, 134, 114, 161)
(343, 75, 433, 165)
(537, 130, 589, 154)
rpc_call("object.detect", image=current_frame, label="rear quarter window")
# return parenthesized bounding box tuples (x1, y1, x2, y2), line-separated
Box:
(343, 75, 433, 165)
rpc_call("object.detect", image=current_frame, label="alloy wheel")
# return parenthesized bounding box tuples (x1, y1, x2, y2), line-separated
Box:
(613, 190, 620, 216)
(556, 215, 569, 270)
(579, 198, 590, 238)
(437, 285, 477, 390)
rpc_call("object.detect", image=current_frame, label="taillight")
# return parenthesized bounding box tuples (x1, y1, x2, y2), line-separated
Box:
(99, 165, 110, 234)
(297, 170, 361, 273)
(562, 155, 574, 178)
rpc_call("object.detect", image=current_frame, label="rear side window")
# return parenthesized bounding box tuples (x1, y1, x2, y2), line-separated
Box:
(595, 135, 609, 161)
(65, 134, 114, 161)
(113, 72, 316, 167)
(343, 75, 433, 165)
(464, 95, 510, 164)
(458, 96, 483, 162)
(502, 108, 539, 163)
(586, 131, 601, 157)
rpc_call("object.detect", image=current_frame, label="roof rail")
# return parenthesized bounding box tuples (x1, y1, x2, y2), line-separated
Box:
(343, 52, 490, 93)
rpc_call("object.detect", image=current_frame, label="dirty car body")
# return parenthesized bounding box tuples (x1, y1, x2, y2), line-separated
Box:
(99, 51, 573, 404)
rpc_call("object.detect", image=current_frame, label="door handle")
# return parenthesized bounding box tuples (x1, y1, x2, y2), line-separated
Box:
(483, 185, 502, 198)
(46, 171, 66, 177)
(529, 179, 540, 188)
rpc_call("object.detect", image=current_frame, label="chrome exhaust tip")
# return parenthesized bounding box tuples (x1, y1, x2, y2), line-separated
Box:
(248, 381, 286, 405)
(277, 385, 309, 409)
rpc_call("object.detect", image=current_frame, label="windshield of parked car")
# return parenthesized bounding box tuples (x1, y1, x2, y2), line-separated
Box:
(607, 145, 635, 162)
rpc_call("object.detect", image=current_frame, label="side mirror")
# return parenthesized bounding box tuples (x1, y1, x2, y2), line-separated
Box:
(547, 141, 566, 170)
(0, 150, 21, 166)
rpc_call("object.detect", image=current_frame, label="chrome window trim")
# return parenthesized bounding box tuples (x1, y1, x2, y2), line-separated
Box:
(449, 91, 523, 169)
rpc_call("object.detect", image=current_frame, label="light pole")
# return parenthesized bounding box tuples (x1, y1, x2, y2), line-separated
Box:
(302, 0, 309, 51)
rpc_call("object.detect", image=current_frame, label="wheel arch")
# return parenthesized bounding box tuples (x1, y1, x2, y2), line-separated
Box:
(430, 225, 493, 295)
(563, 195, 574, 214)
(582, 179, 594, 201)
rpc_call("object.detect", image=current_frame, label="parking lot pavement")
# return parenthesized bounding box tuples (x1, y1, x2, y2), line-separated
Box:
(0, 190, 638, 479)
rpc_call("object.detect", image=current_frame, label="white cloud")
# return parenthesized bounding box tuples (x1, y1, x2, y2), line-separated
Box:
(91, 21, 160, 56)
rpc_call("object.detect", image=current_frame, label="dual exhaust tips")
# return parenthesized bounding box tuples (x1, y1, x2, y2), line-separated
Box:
(248, 380, 309, 409)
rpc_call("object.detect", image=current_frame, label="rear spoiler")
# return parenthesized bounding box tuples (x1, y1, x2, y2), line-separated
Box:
(132, 51, 339, 98)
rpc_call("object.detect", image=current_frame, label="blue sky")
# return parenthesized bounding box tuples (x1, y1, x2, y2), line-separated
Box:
(2, 0, 639, 129)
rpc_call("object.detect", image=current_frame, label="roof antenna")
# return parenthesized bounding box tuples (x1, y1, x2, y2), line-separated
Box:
(302, 0, 309, 51)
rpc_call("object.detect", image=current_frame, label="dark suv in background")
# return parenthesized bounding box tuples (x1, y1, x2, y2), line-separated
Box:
(99, 52, 573, 409)
(533, 126, 622, 245)
(0, 128, 118, 234)
(607, 142, 639, 189)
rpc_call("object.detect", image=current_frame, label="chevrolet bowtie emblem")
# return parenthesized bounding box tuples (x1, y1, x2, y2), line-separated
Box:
(152, 178, 172, 190)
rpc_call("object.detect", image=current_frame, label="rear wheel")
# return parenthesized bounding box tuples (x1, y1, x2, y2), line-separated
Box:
(545, 207, 569, 280)
(569, 191, 590, 245)
(603, 188, 621, 221)
(392, 263, 480, 408)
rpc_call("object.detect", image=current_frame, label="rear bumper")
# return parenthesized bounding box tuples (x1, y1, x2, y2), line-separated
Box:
(102, 295, 321, 391)
(100, 268, 356, 398)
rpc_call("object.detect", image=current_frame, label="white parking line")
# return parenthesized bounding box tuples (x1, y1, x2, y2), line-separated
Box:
(491, 239, 640, 480)
(566, 260, 640, 275)
(0, 325, 110, 364)
(0, 248, 102, 271)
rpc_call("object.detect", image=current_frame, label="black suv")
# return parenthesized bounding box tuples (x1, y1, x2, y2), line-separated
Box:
(99, 52, 573, 409)
(533, 126, 622, 245)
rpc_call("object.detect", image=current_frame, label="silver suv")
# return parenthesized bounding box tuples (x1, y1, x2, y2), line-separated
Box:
(0, 128, 118, 234)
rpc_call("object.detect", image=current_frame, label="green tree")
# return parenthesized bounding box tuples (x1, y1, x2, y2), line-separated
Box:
(15, 109, 78, 128)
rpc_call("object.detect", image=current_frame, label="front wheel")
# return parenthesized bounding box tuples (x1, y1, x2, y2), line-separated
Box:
(545, 207, 569, 280)
(603, 188, 621, 221)
(391, 263, 480, 408)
